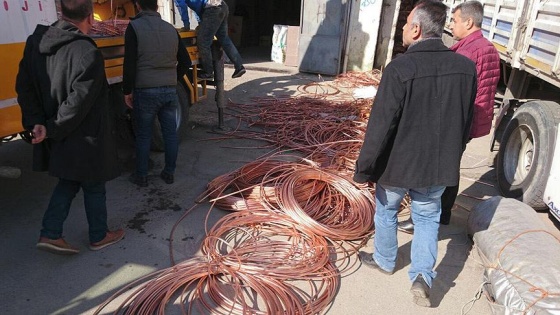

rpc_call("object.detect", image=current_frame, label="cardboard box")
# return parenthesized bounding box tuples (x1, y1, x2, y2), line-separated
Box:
(228, 16, 243, 47)
(284, 26, 300, 67)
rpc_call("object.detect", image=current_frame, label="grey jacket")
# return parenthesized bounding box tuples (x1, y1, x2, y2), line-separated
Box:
(129, 10, 179, 88)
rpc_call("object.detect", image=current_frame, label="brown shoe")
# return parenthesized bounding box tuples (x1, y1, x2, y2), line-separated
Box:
(89, 229, 125, 251)
(36, 237, 79, 255)
(358, 251, 393, 275)
(410, 274, 431, 307)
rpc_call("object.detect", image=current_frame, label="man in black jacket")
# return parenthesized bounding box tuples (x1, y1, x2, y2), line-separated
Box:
(354, 0, 477, 307)
(16, 0, 124, 255)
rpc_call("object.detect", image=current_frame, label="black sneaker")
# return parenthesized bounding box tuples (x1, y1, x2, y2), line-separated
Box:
(410, 274, 431, 307)
(358, 251, 393, 275)
(232, 67, 246, 78)
(160, 171, 174, 184)
(129, 173, 148, 187)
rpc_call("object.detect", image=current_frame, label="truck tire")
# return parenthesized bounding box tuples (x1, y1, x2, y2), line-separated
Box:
(110, 86, 135, 148)
(149, 82, 191, 151)
(496, 101, 560, 209)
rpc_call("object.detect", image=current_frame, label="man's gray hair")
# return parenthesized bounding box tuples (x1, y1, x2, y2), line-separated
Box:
(411, 0, 448, 38)
(452, 1, 484, 28)
(60, 0, 93, 21)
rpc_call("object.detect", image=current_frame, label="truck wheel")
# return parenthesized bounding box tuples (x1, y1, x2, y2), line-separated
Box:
(150, 82, 191, 151)
(110, 87, 135, 148)
(496, 101, 560, 209)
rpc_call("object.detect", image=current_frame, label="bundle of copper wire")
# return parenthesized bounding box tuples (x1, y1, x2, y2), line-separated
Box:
(94, 71, 408, 315)
(201, 210, 330, 278)
(202, 155, 375, 241)
(294, 70, 382, 98)
(226, 96, 371, 172)
(331, 69, 383, 88)
(95, 211, 341, 315)
(90, 19, 129, 37)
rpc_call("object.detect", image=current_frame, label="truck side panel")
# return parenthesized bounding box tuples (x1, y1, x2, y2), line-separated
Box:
(0, 0, 58, 138)
(0, 42, 25, 138)
(518, 0, 560, 87)
(0, 0, 199, 140)
(443, 0, 560, 89)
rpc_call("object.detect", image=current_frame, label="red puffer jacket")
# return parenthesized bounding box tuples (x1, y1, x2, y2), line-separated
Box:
(451, 30, 500, 138)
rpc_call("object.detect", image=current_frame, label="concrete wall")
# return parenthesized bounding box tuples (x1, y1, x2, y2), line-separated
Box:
(344, 0, 384, 71)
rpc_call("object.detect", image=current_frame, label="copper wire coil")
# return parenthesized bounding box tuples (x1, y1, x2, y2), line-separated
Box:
(95, 73, 386, 314)
(201, 210, 330, 278)
(94, 241, 340, 315)
(259, 165, 375, 241)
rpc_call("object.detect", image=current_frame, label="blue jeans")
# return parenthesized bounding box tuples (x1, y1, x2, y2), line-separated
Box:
(174, 0, 189, 28)
(41, 178, 108, 243)
(197, 2, 243, 75)
(373, 183, 445, 287)
(133, 86, 179, 177)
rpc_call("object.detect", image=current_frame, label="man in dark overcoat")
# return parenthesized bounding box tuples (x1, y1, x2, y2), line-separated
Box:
(353, 0, 477, 307)
(16, 0, 124, 254)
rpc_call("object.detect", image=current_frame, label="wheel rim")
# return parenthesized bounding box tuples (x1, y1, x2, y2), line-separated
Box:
(503, 125, 535, 186)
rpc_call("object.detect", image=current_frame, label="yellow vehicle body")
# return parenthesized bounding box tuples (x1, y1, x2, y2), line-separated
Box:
(0, 30, 201, 140)
(0, 0, 205, 140)
(0, 42, 26, 139)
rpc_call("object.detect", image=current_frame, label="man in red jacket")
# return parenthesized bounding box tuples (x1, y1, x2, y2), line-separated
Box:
(398, 0, 500, 233)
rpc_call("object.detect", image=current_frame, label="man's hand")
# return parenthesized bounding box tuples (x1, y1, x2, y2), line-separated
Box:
(31, 124, 46, 144)
(124, 94, 134, 109)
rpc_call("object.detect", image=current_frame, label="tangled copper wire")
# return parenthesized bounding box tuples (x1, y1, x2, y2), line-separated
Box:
(202, 210, 331, 278)
(90, 19, 129, 37)
(331, 69, 383, 88)
(225, 97, 370, 173)
(221, 73, 378, 174)
(295, 70, 382, 96)
(95, 211, 341, 315)
(94, 71, 414, 314)
(202, 156, 375, 241)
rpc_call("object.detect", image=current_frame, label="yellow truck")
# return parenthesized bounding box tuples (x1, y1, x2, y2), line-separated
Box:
(0, 0, 221, 150)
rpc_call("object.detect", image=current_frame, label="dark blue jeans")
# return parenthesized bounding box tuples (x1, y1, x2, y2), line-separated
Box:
(41, 179, 108, 243)
(133, 86, 179, 177)
(197, 2, 243, 75)
(174, 0, 189, 28)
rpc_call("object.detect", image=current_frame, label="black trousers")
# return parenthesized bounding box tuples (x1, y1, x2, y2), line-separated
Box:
(440, 139, 470, 224)
(439, 184, 459, 224)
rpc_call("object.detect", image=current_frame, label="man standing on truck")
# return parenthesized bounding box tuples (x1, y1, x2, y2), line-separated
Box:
(398, 0, 500, 233)
(123, 0, 192, 187)
(354, 0, 476, 307)
(16, 0, 124, 254)
(175, 0, 190, 31)
(180, 0, 246, 80)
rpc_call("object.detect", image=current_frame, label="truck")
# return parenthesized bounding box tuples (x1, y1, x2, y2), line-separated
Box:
(0, 0, 224, 151)
(441, 0, 560, 222)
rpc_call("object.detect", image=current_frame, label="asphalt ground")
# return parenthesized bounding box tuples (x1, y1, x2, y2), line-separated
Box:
(1, 56, 559, 314)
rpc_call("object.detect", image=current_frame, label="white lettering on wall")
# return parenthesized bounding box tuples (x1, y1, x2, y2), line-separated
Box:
(0, 0, 57, 44)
